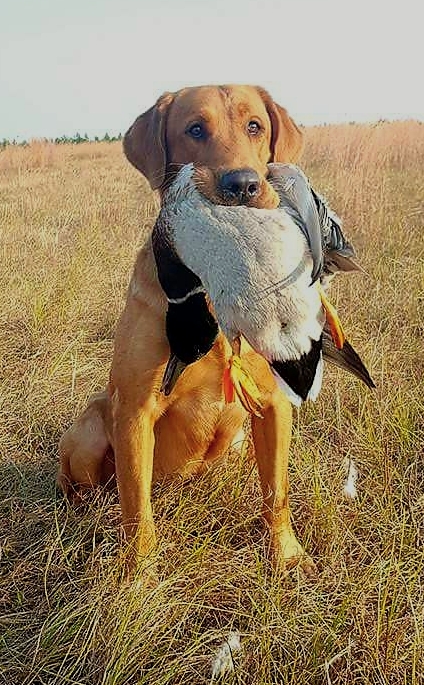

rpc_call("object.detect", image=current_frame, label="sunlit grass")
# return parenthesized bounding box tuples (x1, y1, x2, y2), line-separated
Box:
(0, 124, 423, 683)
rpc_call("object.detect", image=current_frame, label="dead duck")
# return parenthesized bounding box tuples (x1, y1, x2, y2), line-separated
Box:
(153, 164, 374, 411)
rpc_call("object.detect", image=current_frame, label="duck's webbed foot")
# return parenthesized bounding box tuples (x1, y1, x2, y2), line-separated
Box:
(222, 337, 264, 418)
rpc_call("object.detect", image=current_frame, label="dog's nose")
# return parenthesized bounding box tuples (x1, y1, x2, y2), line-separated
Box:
(218, 169, 260, 203)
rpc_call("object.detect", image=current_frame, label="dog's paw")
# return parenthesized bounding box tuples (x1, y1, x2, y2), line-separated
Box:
(118, 547, 159, 588)
(268, 527, 317, 579)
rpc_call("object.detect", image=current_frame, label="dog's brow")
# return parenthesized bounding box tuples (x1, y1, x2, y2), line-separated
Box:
(183, 107, 216, 127)
(236, 101, 253, 118)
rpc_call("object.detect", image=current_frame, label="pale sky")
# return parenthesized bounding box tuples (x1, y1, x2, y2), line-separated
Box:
(1, 0, 423, 140)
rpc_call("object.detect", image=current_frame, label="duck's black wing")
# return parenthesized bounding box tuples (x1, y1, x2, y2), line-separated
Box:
(152, 218, 219, 394)
(271, 336, 323, 405)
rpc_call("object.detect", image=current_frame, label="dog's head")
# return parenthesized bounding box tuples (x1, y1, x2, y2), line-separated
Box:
(123, 84, 303, 209)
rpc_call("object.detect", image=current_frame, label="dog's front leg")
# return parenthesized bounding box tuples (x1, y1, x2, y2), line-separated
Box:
(251, 386, 316, 576)
(111, 390, 157, 571)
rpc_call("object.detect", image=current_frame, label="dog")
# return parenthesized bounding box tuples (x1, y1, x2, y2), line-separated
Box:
(58, 84, 315, 575)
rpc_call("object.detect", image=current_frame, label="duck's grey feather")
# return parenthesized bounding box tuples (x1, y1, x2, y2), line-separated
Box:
(267, 163, 324, 283)
(267, 163, 362, 282)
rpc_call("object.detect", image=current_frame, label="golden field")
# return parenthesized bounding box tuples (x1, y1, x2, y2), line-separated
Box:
(0, 121, 423, 684)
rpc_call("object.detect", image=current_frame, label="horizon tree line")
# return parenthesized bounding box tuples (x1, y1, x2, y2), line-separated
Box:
(0, 132, 123, 148)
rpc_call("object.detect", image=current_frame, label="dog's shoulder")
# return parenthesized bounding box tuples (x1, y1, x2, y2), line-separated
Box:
(128, 239, 167, 314)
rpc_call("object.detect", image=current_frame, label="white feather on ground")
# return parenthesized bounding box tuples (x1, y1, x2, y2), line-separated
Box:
(210, 631, 241, 681)
(343, 457, 359, 499)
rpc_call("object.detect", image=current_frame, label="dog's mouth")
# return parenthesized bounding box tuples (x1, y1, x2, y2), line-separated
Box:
(192, 166, 280, 209)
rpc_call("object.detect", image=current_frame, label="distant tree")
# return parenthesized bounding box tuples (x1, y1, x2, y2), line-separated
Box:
(1, 131, 124, 147)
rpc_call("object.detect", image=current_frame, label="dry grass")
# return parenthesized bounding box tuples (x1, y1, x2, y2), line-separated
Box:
(0, 124, 423, 684)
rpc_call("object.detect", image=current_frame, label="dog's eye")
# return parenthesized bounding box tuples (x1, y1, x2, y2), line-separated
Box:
(247, 121, 261, 135)
(186, 123, 204, 139)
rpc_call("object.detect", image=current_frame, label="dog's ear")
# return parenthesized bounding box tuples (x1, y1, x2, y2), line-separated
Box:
(257, 87, 304, 163)
(123, 92, 174, 190)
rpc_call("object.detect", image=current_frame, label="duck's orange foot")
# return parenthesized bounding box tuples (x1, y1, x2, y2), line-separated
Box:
(223, 355, 264, 418)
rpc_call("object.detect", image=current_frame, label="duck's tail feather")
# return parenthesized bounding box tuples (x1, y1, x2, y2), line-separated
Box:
(271, 337, 323, 406)
(322, 325, 375, 389)
(325, 250, 365, 275)
(307, 355, 324, 401)
(271, 374, 302, 407)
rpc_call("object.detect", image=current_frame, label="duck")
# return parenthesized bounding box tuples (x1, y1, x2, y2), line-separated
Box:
(152, 163, 374, 411)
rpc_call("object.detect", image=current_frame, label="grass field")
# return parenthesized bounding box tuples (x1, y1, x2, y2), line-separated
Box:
(1, 121, 423, 684)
